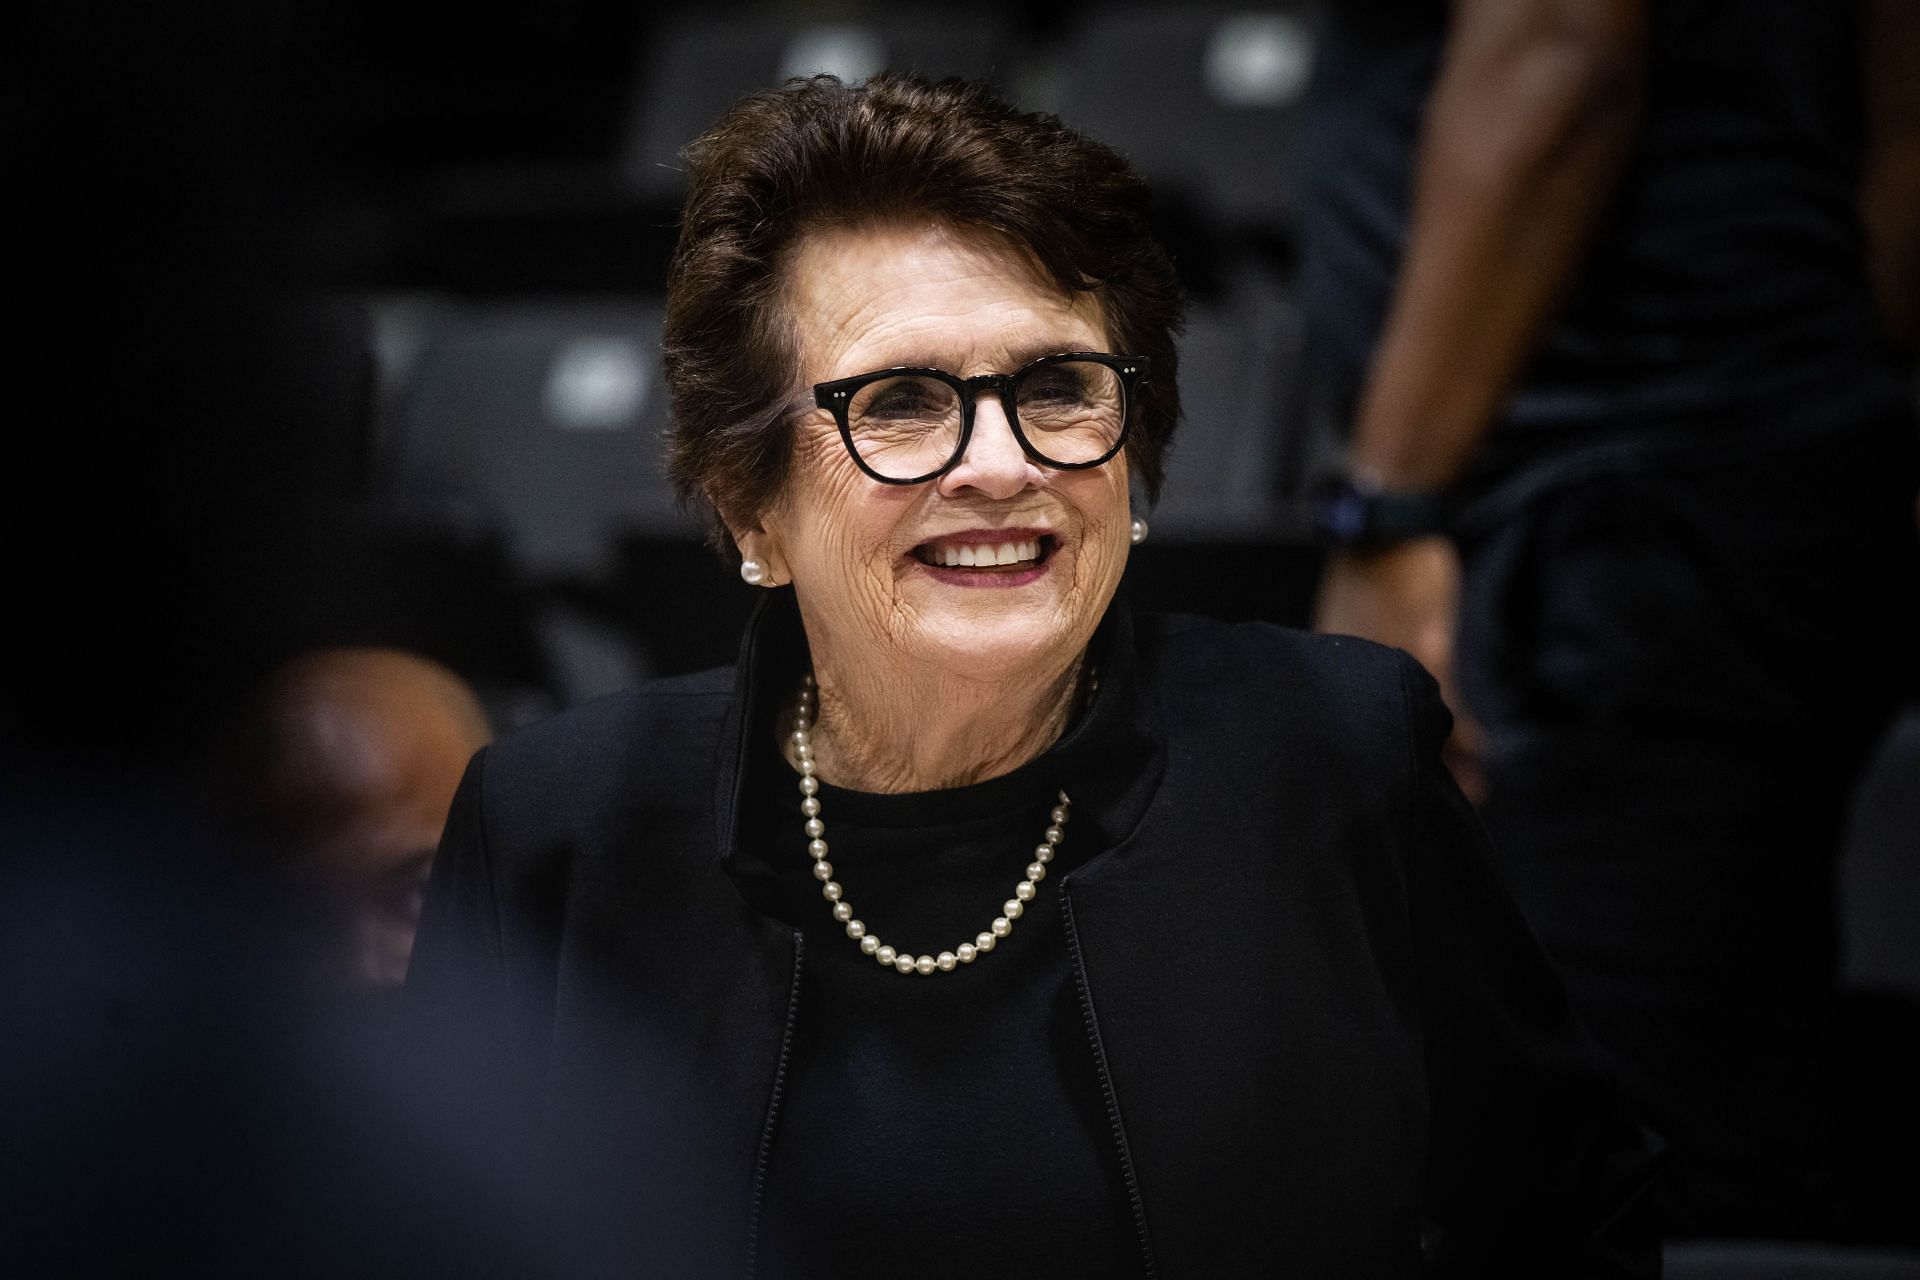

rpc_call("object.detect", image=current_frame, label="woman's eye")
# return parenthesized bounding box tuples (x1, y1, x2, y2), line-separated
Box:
(867, 391, 936, 417)
(857, 378, 954, 421)
(1021, 372, 1086, 405)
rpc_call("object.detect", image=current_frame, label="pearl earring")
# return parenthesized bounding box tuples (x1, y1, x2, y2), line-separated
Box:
(739, 558, 766, 585)
(1130, 516, 1149, 545)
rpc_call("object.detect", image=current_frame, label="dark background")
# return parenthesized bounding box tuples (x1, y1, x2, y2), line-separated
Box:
(7, 3, 1917, 1271)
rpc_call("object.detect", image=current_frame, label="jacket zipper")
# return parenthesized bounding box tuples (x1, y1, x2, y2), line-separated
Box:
(747, 929, 804, 1280)
(1060, 887, 1158, 1278)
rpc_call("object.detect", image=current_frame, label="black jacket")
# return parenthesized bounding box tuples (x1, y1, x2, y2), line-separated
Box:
(409, 593, 1661, 1278)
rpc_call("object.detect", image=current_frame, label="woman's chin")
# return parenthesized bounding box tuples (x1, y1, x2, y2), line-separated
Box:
(894, 580, 1094, 681)
(916, 634, 1067, 684)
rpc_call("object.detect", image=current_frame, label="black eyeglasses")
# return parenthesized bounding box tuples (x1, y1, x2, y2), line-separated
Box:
(812, 352, 1150, 485)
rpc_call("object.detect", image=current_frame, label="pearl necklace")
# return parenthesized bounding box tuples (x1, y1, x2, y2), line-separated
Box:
(787, 674, 1070, 977)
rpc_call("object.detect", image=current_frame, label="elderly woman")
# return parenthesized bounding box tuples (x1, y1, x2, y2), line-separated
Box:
(409, 74, 1658, 1277)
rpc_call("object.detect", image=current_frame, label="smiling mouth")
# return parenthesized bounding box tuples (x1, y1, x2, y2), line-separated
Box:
(910, 534, 1056, 570)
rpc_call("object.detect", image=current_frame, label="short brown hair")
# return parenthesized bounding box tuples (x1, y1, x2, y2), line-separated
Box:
(663, 73, 1184, 555)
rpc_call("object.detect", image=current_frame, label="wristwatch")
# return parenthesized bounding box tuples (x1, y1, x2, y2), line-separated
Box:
(1309, 471, 1453, 549)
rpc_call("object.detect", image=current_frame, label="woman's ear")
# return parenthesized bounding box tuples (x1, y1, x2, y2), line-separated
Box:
(724, 511, 787, 588)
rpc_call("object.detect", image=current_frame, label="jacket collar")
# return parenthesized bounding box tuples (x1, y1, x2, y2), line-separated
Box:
(711, 584, 1166, 874)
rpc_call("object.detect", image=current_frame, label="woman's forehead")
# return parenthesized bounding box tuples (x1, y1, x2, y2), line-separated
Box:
(782, 221, 1107, 376)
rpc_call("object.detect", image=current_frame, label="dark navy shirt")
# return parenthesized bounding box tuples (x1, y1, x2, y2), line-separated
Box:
(1298, 0, 1912, 490)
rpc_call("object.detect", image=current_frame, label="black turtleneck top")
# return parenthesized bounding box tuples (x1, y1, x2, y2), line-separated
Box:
(733, 709, 1137, 1278)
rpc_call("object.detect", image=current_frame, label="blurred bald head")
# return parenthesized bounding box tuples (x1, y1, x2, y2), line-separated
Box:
(246, 648, 491, 989)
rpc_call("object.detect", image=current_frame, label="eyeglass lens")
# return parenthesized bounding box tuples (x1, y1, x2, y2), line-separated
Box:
(844, 359, 1125, 480)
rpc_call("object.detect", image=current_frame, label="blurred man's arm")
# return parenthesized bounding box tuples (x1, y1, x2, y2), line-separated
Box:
(1863, 0, 1920, 353)
(1314, 0, 1648, 794)
(1341, 0, 1647, 492)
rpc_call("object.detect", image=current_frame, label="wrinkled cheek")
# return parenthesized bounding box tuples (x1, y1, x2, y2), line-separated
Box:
(1082, 537, 1128, 613)
(854, 545, 904, 625)
(783, 462, 872, 573)
(1074, 477, 1133, 595)
(812, 496, 910, 631)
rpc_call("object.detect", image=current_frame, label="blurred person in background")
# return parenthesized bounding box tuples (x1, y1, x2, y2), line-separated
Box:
(1305, 0, 1920, 1243)
(409, 72, 1661, 1278)
(5, 5, 540, 1272)
(222, 648, 492, 992)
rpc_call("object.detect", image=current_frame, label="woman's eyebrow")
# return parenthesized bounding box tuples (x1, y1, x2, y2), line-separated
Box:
(841, 341, 1104, 376)
(1000, 339, 1102, 369)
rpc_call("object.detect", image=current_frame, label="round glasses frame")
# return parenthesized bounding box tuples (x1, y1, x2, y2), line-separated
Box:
(811, 351, 1152, 486)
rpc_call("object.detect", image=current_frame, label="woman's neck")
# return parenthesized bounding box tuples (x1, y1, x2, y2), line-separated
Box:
(785, 655, 1086, 794)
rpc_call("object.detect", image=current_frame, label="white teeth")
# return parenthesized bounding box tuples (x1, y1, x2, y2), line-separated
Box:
(927, 537, 1043, 568)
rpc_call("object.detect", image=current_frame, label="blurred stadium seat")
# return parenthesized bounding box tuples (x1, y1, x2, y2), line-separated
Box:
(1149, 266, 1313, 540)
(1034, 3, 1318, 238)
(374, 295, 687, 585)
(620, 7, 1014, 206)
(364, 295, 691, 700)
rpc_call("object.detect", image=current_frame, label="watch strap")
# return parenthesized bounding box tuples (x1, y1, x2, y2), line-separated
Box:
(1311, 474, 1453, 548)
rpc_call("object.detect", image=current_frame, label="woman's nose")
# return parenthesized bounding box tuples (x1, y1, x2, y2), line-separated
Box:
(936, 393, 1042, 499)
